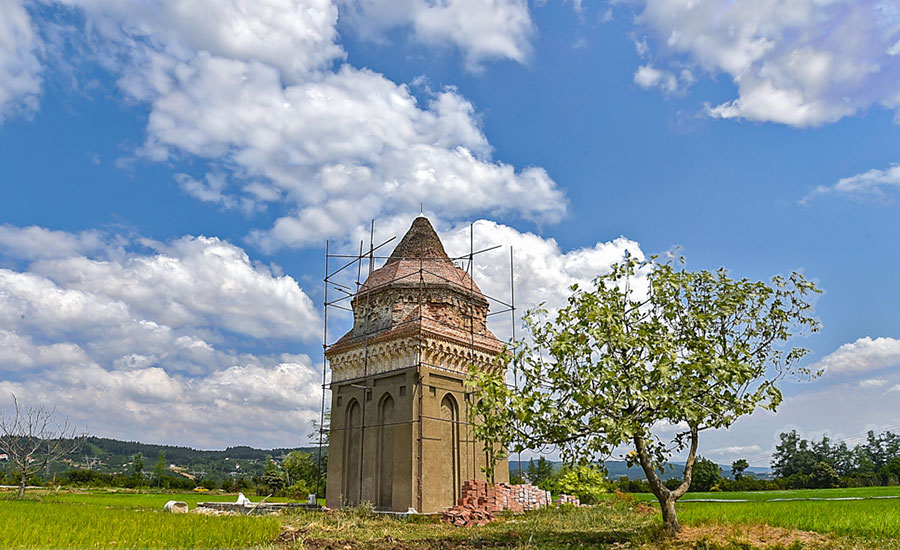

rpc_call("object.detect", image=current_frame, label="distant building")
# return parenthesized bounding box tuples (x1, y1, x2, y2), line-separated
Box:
(0, 453, 8, 461)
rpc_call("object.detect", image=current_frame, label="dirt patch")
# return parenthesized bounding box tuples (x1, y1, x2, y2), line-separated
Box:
(285, 534, 516, 550)
(674, 524, 832, 549)
(292, 538, 462, 550)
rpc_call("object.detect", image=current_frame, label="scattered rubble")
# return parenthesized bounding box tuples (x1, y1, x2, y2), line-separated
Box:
(163, 500, 189, 513)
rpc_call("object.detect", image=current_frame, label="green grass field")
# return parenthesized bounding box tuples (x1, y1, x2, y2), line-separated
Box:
(677, 497, 900, 539)
(629, 485, 900, 501)
(0, 490, 282, 549)
(2, 487, 900, 549)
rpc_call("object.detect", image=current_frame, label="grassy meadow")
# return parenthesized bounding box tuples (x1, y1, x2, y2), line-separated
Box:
(2, 486, 900, 549)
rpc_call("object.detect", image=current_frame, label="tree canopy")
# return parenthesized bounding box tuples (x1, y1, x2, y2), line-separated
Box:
(469, 257, 820, 532)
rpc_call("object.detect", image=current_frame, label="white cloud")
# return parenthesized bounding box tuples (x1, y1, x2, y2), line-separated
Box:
(806, 164, 900, 203)
(337, 0, 534, 71)
(131, 56, 565, 250)
(0, 224, 121, 260)
(634, 0, 900, 127)
(812, 336, 900, 376)
(0, 225, 324, 446)
(440, 220, 644, 334)
(888, 384, 900, 394)
(0, 0, 42, 121)
(55, 0, 342, 82)
(634, 64, 678, 93)
(336, 217, 645, 341)
(707, 445, 761, 457)
(0, 358, 322, 448)
(860, 378, 888, 388)
(39, 2, 564, 250)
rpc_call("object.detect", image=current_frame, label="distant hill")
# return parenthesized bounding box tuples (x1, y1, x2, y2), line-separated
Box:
(509, 459, 771, 481)
(31, 436, 326, 483)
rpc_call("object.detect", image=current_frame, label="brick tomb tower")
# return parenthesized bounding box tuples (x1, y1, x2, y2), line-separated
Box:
(325, 216, 508, 513)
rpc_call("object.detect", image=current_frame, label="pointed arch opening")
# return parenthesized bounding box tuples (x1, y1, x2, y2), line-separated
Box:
(376, 393, 395, 509)
(342, 399, 362, 506)
(440, 393, 461, 506)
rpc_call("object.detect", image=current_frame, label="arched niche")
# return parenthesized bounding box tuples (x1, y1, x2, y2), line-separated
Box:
(342, 399, 362, 506)
(377, 393, 395, 509)
(439, 393, 461, 505)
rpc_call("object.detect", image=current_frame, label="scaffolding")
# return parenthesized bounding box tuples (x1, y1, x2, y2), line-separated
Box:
(313, 218, 521, 509)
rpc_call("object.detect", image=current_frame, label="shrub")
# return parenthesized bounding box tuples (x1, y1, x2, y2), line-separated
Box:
(550, 465, 607, 504)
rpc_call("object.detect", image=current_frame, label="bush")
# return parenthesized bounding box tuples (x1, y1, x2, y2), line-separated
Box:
(550, 465, 607, 504)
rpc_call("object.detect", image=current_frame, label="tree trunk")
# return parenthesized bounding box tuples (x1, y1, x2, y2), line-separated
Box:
(17, 472, 26, 500)
(634, 426, 699, 536)
(658, 494, 679, 534)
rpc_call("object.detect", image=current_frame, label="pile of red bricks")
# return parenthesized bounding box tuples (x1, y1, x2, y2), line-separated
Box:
(440, 505, 495, 527)
(441, 480, 557, 527)
(558, 494, 581, 506)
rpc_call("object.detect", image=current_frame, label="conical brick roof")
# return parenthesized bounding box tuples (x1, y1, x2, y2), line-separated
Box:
(359, 217, 484, 297)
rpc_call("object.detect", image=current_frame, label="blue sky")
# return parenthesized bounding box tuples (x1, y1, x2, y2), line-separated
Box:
(1, 0, 899, 465)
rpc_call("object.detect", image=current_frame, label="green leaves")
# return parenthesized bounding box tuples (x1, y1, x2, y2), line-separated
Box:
(469, 256, 821, 478)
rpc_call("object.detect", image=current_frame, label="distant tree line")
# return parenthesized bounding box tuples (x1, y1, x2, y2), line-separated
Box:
(0, 448, 328, 498)
(770, 429, 900, 488)
(603, 430, 900, 494)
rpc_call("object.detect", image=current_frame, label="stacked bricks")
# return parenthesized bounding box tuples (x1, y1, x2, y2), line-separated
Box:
(440, 506, 495, 527)
(441, 480, 555, 527)
(557, 494, 581, 506)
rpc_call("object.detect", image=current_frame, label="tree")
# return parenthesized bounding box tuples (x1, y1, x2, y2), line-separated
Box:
(469, 257, 820, 533)
(0, 394, 85, 499)
(132, 453, 144, 485)
(152, 451, 166, 487)
(731, 459, 749, 480)
(691, 457, 721, 491)
(810, 462, 839, 488)
(526, 457, 555, 489)
(262, 457, 286, 493)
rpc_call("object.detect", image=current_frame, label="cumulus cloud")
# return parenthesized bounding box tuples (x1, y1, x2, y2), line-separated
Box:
(134, 56, 565, 250)
(39, 1, 563, 250)
(0, 0, 42, 121)
(634, 0, 900, 127)
(54, 0, 342, 81)
(441, 220, 644, 333)
(0, 225, 323, 447)
(805, 164, 900, 204)
(337, 0, 534, 70)
(633, 64, 679, 93)
(812, 336, 900, 376)
(0, 359, 322, 448)
(334, 216, 645, 341)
